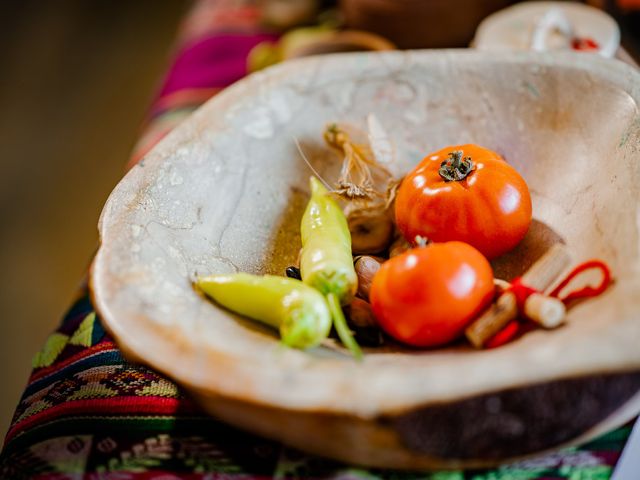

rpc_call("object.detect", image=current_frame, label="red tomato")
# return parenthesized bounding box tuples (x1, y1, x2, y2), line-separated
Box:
(395, 144, 532, 259)
(370, 242, 494, 347)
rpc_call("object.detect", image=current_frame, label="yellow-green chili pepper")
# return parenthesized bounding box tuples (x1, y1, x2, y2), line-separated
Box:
(300, 176, 362, 359)
(197, 273, 331, 349)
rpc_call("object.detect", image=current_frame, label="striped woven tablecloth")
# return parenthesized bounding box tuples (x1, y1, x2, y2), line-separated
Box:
(1, 1, 636, 478)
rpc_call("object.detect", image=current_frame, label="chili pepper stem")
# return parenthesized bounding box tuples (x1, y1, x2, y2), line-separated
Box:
(327, 292, 363, 360)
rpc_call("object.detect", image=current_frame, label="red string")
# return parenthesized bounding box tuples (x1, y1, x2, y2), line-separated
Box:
(572, 37, 600, 51)
(485, 320, 520, 349)
(484, 259, 612, 348)
(548, 260, 612, 303)
(509, 277, 537, 312)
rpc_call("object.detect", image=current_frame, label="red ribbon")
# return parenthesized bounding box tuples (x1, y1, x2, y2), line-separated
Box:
(485, 320, 520, 349)
(485, 259, 612, 349)
(548, 260, 612, 303)
(509, 277, 538, 312)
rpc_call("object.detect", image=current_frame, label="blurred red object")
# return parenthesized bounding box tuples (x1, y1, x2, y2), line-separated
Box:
(340, 0, 514, 48)
(617, 0, 640, 10)
(572, 37, 600, 50)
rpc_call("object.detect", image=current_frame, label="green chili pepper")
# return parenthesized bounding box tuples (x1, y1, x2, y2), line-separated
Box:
(197, 273, 331, 349)
(300, 176, 362, 359)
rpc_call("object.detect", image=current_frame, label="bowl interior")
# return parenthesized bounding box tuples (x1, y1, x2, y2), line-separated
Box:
(92, 51, 640, 417)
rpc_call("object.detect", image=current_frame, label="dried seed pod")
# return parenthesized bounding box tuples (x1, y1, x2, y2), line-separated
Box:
(347, 297, 384, 347)
(322, 119, 400, 255)
(389, 233, 412, 258)
(354, 255, 384, 300)
(348, 209, 394, 255)
(348, 297, 379, 328)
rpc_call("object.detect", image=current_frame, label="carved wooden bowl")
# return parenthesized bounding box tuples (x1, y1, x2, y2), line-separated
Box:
(91, 51, 640, 469)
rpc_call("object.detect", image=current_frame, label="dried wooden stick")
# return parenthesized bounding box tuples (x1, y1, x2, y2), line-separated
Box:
(465, 244, 571, 348)
(520, 243, 572, 291)
(524, 293, 566, 328)
(494, 279, 566, 328)
(494, 278, 511, 293)
(466, 291, 518, 348)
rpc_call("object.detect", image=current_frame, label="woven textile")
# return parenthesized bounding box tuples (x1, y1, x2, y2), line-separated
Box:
(1, 1, 636, 478)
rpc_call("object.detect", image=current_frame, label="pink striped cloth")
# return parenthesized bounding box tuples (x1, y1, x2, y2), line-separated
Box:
(129, 0, 277, 167)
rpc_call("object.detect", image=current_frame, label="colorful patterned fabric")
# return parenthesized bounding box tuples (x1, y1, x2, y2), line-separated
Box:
(127, 0, 277, 168)
(1, 0, 637, 478)
(0, 289, 634, 479)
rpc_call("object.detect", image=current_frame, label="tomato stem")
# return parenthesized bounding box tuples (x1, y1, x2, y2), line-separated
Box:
(414, 235, 430, 247)
(439, 150, 475, 182)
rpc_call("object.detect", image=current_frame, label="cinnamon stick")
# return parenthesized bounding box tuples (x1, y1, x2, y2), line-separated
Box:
(520, 244, 572, 291)
(465, 244, 571, 348)
(467, 291, 518, 348)
(524, 293, 566, 329)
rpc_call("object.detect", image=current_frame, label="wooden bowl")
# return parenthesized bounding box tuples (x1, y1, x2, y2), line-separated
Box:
(91, 51, 640, 470)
